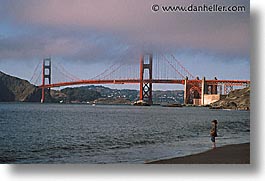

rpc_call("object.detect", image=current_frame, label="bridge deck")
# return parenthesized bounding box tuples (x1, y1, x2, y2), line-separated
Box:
(38, 79, 250, 88)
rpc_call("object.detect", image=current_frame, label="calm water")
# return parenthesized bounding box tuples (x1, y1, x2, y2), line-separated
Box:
(0, 103, 250, 163)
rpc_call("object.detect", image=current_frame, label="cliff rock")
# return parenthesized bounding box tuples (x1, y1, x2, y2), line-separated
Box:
(0, 71, 41, 102)
(210, 87, 250, 110)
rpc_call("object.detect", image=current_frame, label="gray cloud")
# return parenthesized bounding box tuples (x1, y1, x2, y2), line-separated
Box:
(0, 0, 250, 64)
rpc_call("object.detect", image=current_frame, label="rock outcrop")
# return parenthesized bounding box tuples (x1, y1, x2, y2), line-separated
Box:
(210, 87, 250, 110)
(0, 71, 41, 102)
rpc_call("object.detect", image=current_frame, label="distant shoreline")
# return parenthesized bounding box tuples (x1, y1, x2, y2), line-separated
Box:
(0, 102, 251, 112)
(146, 143, 250, 164)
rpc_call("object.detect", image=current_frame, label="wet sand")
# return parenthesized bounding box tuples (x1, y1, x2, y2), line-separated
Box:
(147, 143, 250, 164)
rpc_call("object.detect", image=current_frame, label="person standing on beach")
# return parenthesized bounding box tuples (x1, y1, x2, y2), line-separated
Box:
(210, 120, 218, 149)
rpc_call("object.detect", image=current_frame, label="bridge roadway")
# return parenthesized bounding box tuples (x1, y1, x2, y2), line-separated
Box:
(38, 79, 250, 88)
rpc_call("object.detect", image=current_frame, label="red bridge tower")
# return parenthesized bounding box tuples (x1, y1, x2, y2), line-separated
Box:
(139, 54, 153, 105)
(41, 58, 51, 103)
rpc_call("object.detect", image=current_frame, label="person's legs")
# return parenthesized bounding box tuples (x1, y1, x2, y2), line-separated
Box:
(211, 136, 216, 149)
(213, 141, 216, 149)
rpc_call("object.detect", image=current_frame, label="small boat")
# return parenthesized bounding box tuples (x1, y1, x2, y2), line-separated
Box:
(132, 100, 150, 106)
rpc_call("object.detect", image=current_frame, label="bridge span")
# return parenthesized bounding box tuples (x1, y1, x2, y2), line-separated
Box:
(37, 54, 250, 105)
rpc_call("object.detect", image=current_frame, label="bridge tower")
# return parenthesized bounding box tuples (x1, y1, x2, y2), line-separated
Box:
(139, 54, 153, 105)
(41, 58, 51, 103)
(184, 77, 201, 105)
(184, 77, 191, 104)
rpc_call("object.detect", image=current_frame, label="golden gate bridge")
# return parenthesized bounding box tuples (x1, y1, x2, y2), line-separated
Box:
(30, 54, 250, 105)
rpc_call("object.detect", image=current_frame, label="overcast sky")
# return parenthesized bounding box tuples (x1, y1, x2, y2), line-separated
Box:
(0, 0, 250, 90)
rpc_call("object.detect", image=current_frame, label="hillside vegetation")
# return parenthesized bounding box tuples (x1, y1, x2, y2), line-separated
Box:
(61, 87, 101, 102)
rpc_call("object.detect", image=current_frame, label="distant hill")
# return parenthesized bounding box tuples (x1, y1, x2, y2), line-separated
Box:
(153, 90, 184, 104)
(0, 71, 41, 102)
(60, 87, 101, 103)
(82, 85, 139, 101)
(70, 85, 184, 104)
(210, 87, 250, 110)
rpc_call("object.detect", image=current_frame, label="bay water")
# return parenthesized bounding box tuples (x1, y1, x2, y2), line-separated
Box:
(0, 103, 250, 163)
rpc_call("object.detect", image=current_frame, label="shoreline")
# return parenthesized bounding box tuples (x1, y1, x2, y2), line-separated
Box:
(146, 143, 250, 164)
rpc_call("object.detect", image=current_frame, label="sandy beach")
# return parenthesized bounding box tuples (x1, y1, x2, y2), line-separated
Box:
(147, 143, 250, 164)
